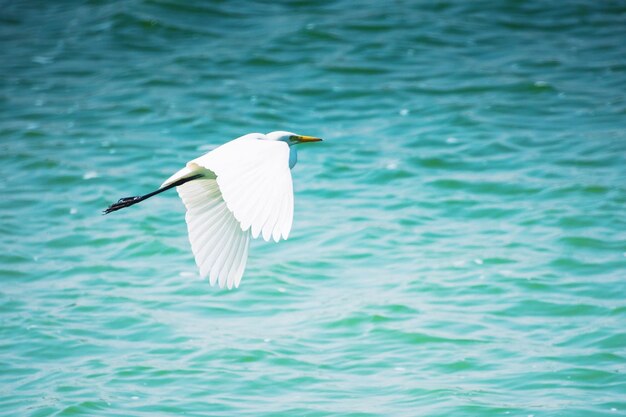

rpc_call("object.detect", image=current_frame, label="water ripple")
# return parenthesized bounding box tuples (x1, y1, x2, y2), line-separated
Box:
(1, 0, 625, 416)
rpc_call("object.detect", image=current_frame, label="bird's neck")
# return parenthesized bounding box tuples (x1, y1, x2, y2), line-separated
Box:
(289, 146, 297, 169)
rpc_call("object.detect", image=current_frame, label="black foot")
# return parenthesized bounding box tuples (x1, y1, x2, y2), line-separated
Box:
(103, 196, 142, 214)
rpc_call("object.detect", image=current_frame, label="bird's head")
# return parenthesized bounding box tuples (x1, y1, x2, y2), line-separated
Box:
(265, 131, 323, 146)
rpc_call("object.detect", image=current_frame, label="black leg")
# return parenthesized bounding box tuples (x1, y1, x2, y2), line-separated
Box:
(103, 174, 204, 214)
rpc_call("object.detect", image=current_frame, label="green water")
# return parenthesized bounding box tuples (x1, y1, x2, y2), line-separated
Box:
(1, 1, 625, 416)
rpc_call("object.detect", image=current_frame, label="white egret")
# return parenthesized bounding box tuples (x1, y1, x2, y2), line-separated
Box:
(104, 131, 323, 289)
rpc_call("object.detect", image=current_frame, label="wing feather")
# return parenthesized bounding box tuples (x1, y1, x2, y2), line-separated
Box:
(197, 213, 233, 283)
(189, 135, 294, 242)
(282, 180, 294, 240)
(261, 177, 282, 241)
(272, 193, 286, 243)
(177, 178, 250, 288)
(170, 134, 295, 288)
(224, 166, 268, 231)
(229, 234, 249, 288)
(220, 231, 244, 290)
(210, 216, 240, 288)
(272, 174, 293, 242)
(249, 176, 277, 239)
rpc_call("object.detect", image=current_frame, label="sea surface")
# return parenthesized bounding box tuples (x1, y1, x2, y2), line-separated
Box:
(1, 1, 625, 416)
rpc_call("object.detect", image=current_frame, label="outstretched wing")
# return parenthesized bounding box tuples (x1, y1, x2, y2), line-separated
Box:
(188, 135, 294, 242)
(177, 178, 250, 289)
(161, 134, 294, 288)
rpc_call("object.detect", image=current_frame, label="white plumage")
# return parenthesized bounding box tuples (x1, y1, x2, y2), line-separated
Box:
(110, 130, 322, 289)
(177, 179, 249, 288)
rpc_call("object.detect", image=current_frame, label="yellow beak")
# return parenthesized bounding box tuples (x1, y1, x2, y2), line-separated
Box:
(292, 135, 323, 143)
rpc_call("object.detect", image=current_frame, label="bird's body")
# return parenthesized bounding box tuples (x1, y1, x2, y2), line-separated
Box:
(104, 131, 322, 289)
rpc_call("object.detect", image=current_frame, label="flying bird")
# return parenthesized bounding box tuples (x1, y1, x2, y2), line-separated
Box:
(104, 131, 322, 289)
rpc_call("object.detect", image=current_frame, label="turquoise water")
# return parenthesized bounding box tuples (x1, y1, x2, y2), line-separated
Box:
(1, 1, 625, 415)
